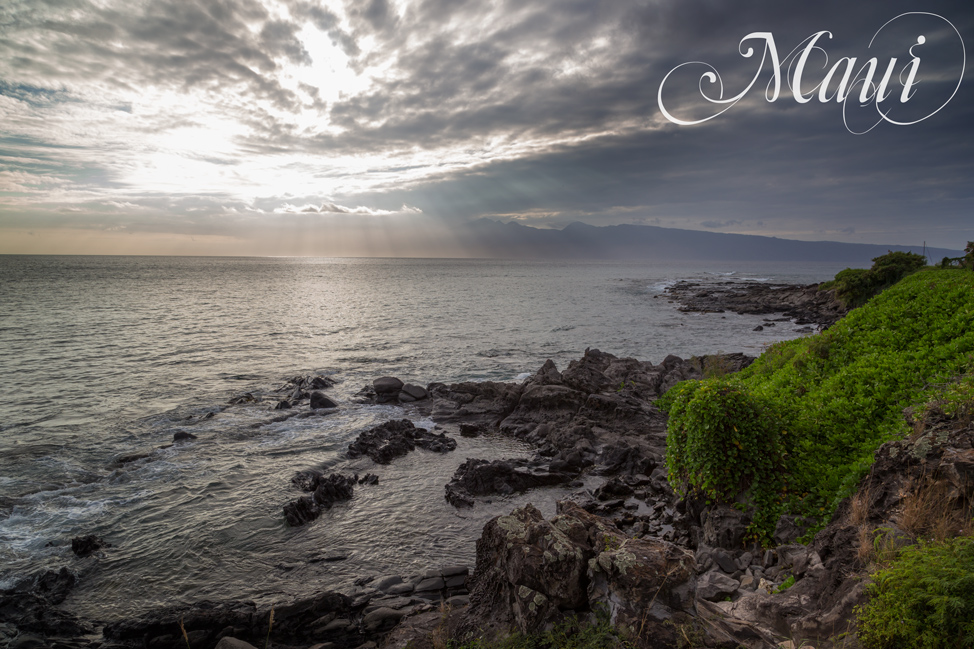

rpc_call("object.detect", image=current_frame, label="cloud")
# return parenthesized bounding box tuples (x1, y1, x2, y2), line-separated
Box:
(700, 220, 744, 229)
(0, 0, 972, 251)
(273, 201, 423, 215)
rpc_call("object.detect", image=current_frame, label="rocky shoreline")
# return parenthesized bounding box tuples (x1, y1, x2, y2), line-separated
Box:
(663, 279, 847, 328)
(8, 281, 969, 649)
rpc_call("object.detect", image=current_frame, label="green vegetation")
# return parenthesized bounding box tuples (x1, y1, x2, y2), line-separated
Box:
(662, 381, 790, 538)
(937, 241, 974, 270)
(660, 268, 974, 543)
(450, 611, 631, 649)
(856, 537, 974, 649)
(820, 251, 927, 308)
(775, 575, 796, 593)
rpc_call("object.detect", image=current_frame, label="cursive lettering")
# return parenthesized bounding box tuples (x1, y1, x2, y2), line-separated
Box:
(657, 13, 966, 134)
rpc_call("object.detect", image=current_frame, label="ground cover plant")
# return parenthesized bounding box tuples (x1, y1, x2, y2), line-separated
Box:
(661, 267, 974, 543)
(856, 536, 974, 648)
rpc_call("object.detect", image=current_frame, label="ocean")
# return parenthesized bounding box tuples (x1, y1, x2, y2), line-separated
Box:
(0, 255, 848, 622)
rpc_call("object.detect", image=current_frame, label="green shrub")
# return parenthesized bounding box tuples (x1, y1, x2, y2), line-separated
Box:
(822, 251, 927, 308)
(856, 536, 974, 648)
(663, 380, 790, 544)
(662, 269, 974, 542)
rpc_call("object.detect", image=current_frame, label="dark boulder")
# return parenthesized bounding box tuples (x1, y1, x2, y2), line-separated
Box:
(456, 502, 698, 643)
(593, 477, 635, 501)
(283, 473, 356, 526)
(401, 384, 428, 400)
(274, 400, 291, 410)
(308, 375, 335, 390)
(282, 496, 320, 527)
(459, 423, 483, 438)
(373, 377, 404, 394)
(310, 392, 338, 409)
(173, 431, 197, 443)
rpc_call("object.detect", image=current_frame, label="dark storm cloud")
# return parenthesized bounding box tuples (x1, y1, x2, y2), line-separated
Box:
(301, 0, 972, 246)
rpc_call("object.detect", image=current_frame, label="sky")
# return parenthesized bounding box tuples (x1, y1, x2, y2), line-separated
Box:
(0, 0, 972, 256)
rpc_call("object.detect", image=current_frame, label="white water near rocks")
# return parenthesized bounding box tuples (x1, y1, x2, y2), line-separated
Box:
(0, 256, 848, 622)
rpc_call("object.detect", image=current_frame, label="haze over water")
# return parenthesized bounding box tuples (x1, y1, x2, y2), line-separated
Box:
(0, 255, 846, 621)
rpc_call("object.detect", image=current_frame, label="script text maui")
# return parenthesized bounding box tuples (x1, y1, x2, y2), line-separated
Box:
(657, 12, 966, 134)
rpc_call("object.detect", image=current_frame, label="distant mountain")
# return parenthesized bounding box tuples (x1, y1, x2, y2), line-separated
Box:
(454, 219, 962, 263)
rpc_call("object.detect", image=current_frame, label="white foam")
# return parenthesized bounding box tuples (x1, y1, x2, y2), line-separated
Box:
(514, 372, 533, 382)
(648, 280, 677, 293)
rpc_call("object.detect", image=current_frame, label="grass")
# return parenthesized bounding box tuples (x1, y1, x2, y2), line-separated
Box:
(856, 535, 974, 648)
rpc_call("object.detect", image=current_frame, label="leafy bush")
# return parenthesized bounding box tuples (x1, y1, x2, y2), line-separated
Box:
(661, 269, 974, 541)
(663, 381, 790, 543)
(856, 536, 974, 648)
(822, 251, 927, 308)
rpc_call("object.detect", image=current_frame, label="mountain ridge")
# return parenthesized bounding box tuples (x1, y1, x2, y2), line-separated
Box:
(455, 218, 961, 263)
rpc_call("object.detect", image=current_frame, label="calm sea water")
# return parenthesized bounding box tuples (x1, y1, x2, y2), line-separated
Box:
(0, 256, 848, 621)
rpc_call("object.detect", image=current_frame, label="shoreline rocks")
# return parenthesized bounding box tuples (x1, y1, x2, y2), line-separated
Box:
(664, 280, 847, 327)
(98, 565, 471, 649)
(22, 312, 966, 649)
(356, 377, 432, 405)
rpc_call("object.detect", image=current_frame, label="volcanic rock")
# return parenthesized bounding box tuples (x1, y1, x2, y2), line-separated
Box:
(444, 458, 579, 507)
(310, 392, 338, 409)
(347, 419, 456, 464)
(373, 377, 404, 394)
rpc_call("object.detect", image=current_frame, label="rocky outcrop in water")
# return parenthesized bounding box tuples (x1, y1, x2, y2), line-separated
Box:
(354, 377, 432, 405)
(0, 568, 93, 642)
(283, 473, 357, 527)
(347, 419, 456, 464)
(664, 280, 846, 327)
(433, 348, 752, 513)
(231, 374, 339, 410)
(70, 535, 110, 558)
